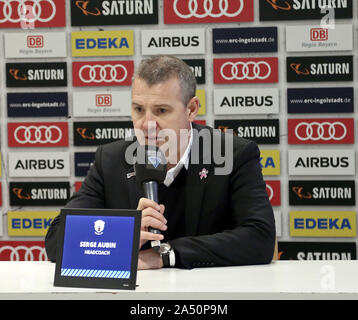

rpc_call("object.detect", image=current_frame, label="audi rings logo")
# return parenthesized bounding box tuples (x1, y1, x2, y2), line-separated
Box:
(165, 0, 253, 23)
(0, 244, 47, 261)
(173, 0, 244, 18)
(214, 58, 278, 84)
(288, 119, 354, 145)
(15, 125, 62, 144)
(8, 122, 69, 147)
(266, 183, 274, 201)
(265, 180, 280, 206)
(73, 61, 133, 87)
(221, 61, 271, 80)
(0, 0, 65, 27)
(295, 122, 347, 141)
(80, 64, 127, 83)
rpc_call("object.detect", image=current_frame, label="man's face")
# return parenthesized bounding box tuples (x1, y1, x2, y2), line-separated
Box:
(131, 77, 196, 164)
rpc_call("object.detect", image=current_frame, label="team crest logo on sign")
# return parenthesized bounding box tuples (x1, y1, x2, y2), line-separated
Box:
(94, 220, 105, 235)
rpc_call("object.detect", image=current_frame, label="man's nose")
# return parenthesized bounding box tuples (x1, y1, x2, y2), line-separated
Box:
(142, 111, 157, 135)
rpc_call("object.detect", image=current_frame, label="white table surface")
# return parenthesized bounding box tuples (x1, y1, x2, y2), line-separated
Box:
(0, 260, 358, 299)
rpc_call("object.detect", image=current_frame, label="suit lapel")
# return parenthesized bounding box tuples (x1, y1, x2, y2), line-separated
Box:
(125, 165, 144, 209)
(184, 125, 213, 236)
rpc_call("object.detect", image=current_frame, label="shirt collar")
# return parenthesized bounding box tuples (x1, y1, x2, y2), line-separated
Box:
(163, 123, 193, 187)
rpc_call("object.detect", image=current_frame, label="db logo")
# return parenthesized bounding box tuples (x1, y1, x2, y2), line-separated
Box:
(27, 35, 43, 48)
(96, 94, 112, 107)
(311, 28, 328, 41)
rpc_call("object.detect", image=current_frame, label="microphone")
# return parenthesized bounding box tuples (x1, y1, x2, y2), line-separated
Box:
(134, 145, 167, 250)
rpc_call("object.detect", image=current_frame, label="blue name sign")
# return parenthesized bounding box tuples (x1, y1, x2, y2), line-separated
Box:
(54, 208, 141, 290)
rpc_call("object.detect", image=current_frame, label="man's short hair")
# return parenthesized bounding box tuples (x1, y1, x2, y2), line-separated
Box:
(134, 55, 197, 106)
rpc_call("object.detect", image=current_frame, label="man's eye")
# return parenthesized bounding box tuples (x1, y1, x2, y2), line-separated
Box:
(157, 108, 167, 114)
(134, 106, 143, 113)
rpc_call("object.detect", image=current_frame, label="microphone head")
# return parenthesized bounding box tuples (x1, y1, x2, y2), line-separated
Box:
(134, 145, 167, 186)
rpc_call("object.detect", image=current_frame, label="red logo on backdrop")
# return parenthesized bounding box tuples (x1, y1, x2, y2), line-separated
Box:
(8, 122, 69, 147)
(0, 241, 47, 261)
(96, 94, 112, 107)
(265, 180, 280, 206)
(0, 0, 66, 28)
(310, 28, 328, 41)
(27, 35, 43, 48)
(213, 58, 279, 84)
(75, 181, 82, 192)
(288, 118, 354, 145)
(164, 0, 254, 24)
(194, 120, 206, 126)
(72, 61, 134, 87)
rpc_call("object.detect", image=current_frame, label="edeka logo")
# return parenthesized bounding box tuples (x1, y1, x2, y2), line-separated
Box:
(141, 28, 205, 55)
(71, 30, 134, 57)
(278, 241, 356, 260)
(215, 119, 280, 144)
(8, 122, 69, 147)
(71, 0, 158, 26)
(8, 152, 70, 178)
(72, 60, 134, 87)
(6, 62, 67, 88)
(288, 118, 354, 144)
(286, 24, 353, 52)
(73, 91, 132, 117)
(0, 241, 48, 261)
(260, 150, 280, 176)
(214, 88, 279, 115)
(9, 182, 70, 206)
(196, 89, 206, 115)
(265, 180, 281, 206)
(259, 0, 353, 21)
(4, 32, 67, 58)
(74, 121, 134, 146)
(287, 56, 353, 82)
(213, 57, 278, 84)
(7, 92, 68, 117)
(0, 0, 66, 28)
(289, 180, 355, 206)
(287, 87, 354, 114)
(164, 0, 254, 24)
(288, 149, 355, 176)
(290, 211, 356, 237)
(8, 211, 59, 237)
(213, 27, 277, 54)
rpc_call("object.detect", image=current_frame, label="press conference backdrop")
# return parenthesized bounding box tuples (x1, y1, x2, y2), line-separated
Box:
(0, 0, 357, 262)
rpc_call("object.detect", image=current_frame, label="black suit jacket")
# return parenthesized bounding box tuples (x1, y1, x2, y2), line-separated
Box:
(45, 124, 276, 268)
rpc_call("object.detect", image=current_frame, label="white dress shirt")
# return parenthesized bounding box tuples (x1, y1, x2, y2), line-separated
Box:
(163, 124, 193, 187)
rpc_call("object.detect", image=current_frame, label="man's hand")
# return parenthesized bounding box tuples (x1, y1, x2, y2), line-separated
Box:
(138, 248, 163, 270)
(137, 197, 167, 248)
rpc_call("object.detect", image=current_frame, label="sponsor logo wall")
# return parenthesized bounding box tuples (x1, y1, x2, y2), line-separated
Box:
(0, 0, 357, 260)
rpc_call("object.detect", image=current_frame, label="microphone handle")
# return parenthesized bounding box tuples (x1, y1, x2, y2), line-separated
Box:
(143, 181, 162, 235)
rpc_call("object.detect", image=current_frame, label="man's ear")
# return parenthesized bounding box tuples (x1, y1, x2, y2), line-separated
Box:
(186, 96, 200, 122)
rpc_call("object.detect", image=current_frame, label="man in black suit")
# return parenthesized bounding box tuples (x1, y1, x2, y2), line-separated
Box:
(45, 56, 276, 269)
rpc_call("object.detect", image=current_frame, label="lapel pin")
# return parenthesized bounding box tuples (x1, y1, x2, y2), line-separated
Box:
(199, 168, 208, 180)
